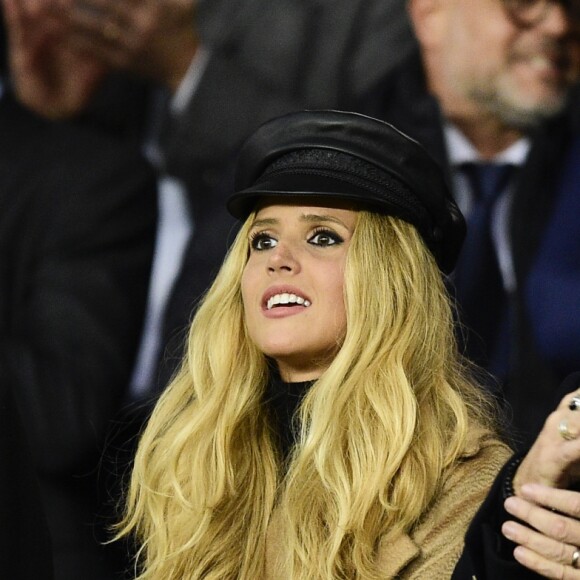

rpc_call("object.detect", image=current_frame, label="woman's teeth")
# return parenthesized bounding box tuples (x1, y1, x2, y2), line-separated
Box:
(266, 293, 311, 310)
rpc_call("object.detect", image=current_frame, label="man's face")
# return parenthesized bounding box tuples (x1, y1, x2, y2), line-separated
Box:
(434, 0, 579, 127)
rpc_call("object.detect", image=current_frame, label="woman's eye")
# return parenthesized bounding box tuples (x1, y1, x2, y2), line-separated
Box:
(250, 233, 278, 251)
(309, 230, 343, 247)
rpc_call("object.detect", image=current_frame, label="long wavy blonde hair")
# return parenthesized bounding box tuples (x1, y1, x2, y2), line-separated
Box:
(117, 209, 497, 579)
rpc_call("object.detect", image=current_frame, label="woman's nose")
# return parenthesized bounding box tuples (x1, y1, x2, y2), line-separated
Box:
(266, 243, 300, 274)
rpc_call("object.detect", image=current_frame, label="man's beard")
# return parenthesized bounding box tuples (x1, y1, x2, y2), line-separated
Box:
(468, 78, 569, 130)
(463, 37, 575, 130)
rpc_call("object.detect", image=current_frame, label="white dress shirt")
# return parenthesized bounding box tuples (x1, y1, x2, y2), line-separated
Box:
(130, 48, 211, 397)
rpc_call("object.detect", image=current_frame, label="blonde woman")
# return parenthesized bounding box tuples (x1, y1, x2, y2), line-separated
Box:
(118, 110, 513, 579)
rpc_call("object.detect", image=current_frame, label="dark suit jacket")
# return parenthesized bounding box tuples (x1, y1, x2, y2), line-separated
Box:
(0, 381, 53, 579)
(359, 50, 580, 450)
(0, 92, 157, 578)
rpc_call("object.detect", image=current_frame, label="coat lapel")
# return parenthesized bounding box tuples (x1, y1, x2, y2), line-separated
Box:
(376, 532, 421, 578)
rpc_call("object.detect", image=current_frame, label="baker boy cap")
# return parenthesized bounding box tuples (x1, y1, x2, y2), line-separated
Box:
(227, 110, 465, 273)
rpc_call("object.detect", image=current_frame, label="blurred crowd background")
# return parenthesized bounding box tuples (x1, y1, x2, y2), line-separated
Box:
(0, 0, 578, 578)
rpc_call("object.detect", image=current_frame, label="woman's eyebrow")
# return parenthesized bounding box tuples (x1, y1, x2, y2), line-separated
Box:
(250, 213, 349, 229)
(300, 214, 349, 229)
(250, 217, 278, 229)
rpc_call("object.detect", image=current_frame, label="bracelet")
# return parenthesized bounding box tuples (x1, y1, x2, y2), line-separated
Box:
(502, 454, 525, 500)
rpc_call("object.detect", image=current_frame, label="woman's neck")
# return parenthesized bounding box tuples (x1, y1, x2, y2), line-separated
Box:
(264, 373, 314, 461)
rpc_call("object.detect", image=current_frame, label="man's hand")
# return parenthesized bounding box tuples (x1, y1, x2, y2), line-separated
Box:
(3, 0, 108, 118)
(66, 0, 199, 92)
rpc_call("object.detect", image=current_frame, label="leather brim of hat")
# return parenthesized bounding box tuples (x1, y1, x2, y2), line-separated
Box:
(227, 171, 431, 232)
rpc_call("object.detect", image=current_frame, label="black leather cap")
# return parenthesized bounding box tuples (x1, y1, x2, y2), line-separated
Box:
(228, 110, 465, 273)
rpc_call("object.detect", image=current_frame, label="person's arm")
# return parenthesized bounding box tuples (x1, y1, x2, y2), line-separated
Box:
(457, 372, 580, 579)
(454, 452, 537, 579)
(501, 372, 580, 578)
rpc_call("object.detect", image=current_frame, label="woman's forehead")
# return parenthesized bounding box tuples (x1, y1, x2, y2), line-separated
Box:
(254, 196, 359, 217)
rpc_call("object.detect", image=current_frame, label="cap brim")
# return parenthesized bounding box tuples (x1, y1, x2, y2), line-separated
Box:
(227, 171, 420, 228)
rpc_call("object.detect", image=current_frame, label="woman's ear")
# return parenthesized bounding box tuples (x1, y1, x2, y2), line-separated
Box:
(407, 0, 447, 50)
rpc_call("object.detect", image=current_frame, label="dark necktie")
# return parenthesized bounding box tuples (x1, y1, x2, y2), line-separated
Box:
(453, 162, 514, 376)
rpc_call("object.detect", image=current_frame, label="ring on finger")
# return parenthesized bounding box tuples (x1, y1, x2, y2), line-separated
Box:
(569, 394, 580, 411)
(572, 549, 580, 568)
(559, 418, 577, 441)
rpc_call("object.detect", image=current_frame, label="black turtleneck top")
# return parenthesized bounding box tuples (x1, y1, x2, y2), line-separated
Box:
(264, 373, 313, 461)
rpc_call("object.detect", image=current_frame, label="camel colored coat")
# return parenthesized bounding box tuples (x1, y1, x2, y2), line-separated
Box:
(265, 428, 511, 579)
